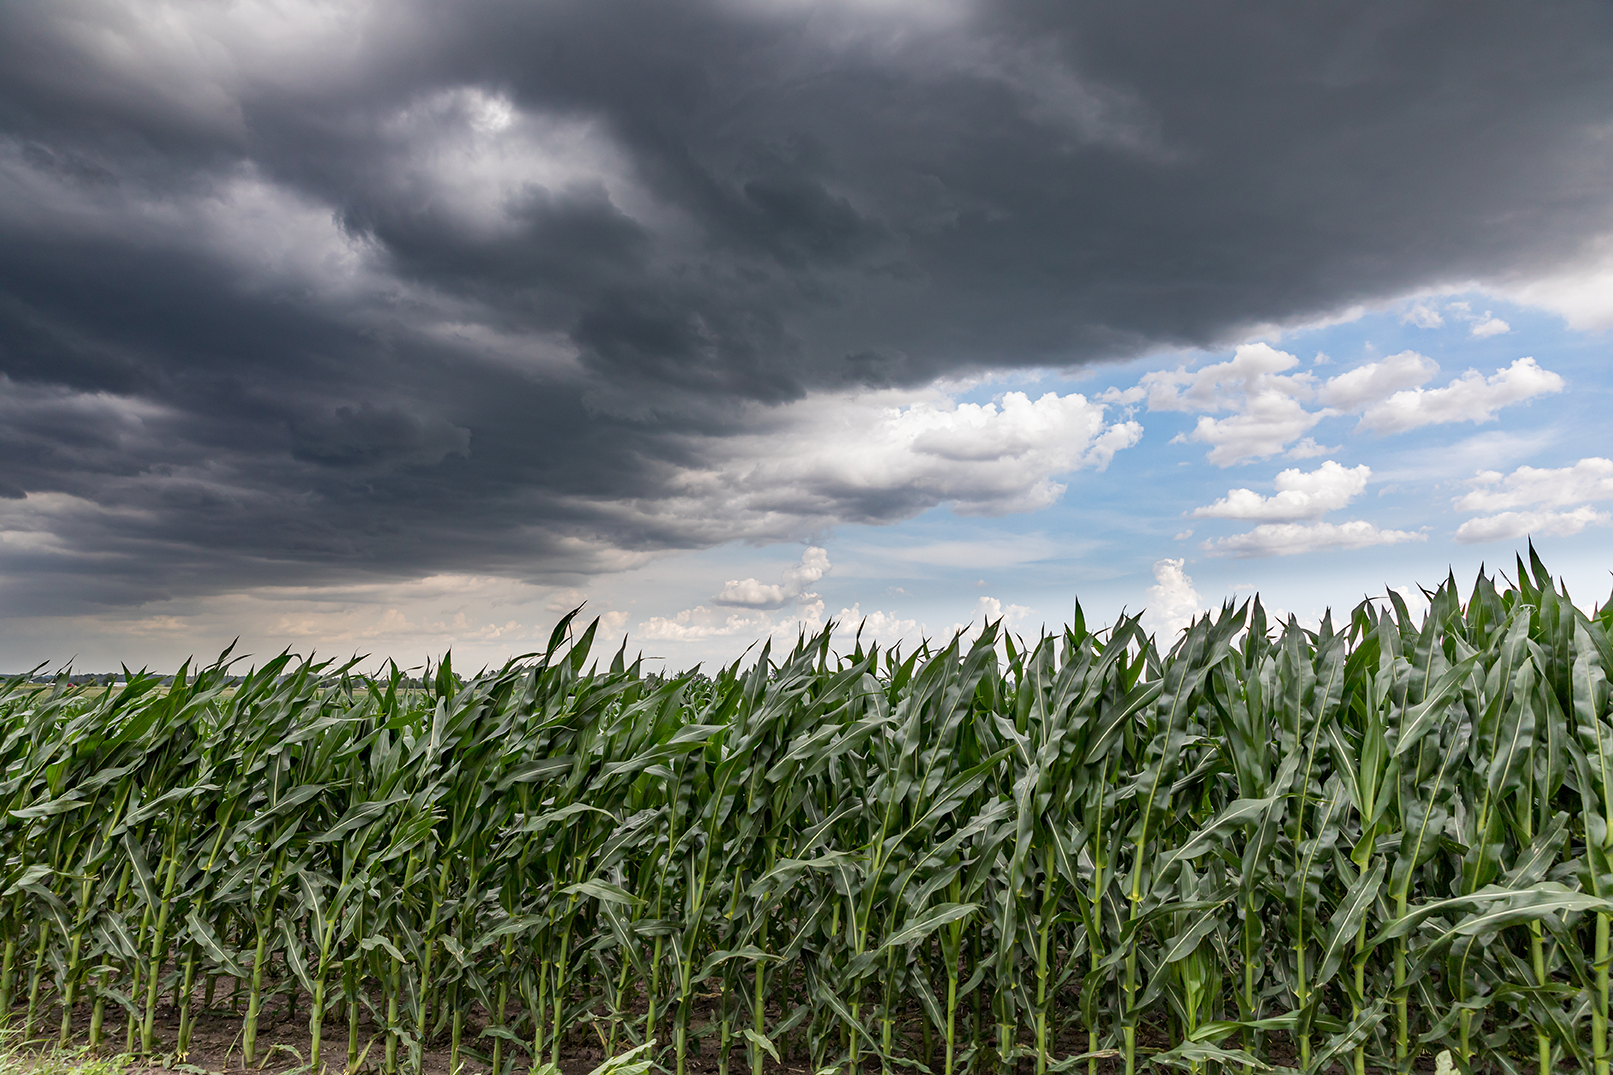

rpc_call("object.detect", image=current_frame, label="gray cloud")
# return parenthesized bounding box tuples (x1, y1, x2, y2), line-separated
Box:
(2, 0, 1612, 610)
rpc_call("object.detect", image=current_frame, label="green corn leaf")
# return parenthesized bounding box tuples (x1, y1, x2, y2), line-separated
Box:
(741, 1028, 780, 1063)
(561, 878, 643, 906)
(878, 902, 979, 951)
(185, 909, 246, 978)
(1313, 858, 1385, 990)
(1394, 654, 1482, 757)
(1148, 1039, 1270, 1072)
(1307, 1000, 1388, 1074)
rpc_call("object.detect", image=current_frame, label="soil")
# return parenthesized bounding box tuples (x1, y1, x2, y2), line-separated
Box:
(10, 988, 1445, 1075)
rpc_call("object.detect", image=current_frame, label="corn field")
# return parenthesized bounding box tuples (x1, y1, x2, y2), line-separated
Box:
(5, 551, 1613, 1075)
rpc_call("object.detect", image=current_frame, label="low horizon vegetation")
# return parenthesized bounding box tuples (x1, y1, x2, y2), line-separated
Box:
(3, 549, 1613, 1075)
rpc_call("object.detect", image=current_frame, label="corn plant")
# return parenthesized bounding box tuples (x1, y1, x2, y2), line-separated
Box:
(2, 553, 1613, 1074)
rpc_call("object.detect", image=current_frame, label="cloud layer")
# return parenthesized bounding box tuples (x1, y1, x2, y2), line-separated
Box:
(2, 0, 1612, 610)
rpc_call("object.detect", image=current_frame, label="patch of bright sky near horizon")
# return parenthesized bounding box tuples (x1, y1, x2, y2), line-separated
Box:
(15, 286, 1610, 676)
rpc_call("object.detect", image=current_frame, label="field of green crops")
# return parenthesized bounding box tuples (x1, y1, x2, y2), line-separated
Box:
(5, 551, 1613, 1075)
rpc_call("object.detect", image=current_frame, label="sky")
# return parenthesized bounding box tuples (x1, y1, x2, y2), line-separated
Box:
(2, 0, 1612, 674)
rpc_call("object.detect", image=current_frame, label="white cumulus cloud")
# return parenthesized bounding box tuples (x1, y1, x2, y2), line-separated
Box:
(1143, 558, 1205, 638)
(1454, 507, 1608, 544)
(638, 550, 922, 650)
(709, 580, 784, 608)
(1177, 393, 1324, 468)
(952, 595, 1033, 636)
(1204, 520, 1426, 558)
(1470, 315, 1511, 338)
(714, 546, 831, 609)
(1354, 357, 1563, 434)
(1106, 344, 1564, 467)
(1401, 303, 1444, 328)
(646, 387, 1143, 542)
(1138, 342, 1312, 413)
(635, 607, 776, 643)
(1192, 460, 1370, 521)
(1455, 457, 1613, 511)
(831, 605, 921, 646)
(1315, 351, 1438, 411)
(1140, 344, 1324, 465)
(1450, 457, 1613, 545)
(1286, 437, 1337, 459)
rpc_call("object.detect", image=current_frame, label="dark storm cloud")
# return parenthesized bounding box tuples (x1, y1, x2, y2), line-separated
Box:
(1, 0, 1611, 609)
